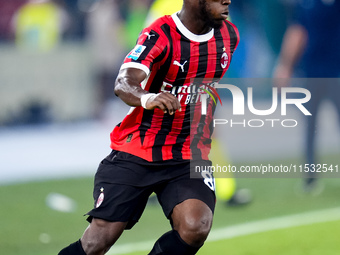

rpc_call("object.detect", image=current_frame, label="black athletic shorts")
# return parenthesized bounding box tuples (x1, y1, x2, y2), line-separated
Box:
(86, 150, 216, 229)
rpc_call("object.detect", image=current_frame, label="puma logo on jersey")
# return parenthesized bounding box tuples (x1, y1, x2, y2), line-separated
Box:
(173, 60, 187, 72)
(144, 32, 155, 40)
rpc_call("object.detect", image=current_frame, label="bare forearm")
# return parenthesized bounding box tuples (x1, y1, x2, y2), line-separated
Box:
(278, 24, 308, 71)
(114, 76, 147, 107)
(114, 68, 148, 107)
(274, 24, 308, 84)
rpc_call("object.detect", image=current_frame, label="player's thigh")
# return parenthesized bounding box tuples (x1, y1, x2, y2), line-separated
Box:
(156, 176, 215, 228)
(87, 182, 153, 230)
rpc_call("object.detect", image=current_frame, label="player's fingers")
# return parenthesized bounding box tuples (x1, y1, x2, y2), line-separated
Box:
(162, 98, 176, 115)
(145, 94, 167, 112)
(147, 93, 181, 114)
(169, 93, 181, 112)
(157, 93, 181, 115)
(169, 96, 182, 114)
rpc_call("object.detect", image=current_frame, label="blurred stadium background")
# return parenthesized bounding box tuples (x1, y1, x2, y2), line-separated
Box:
(0, 0, 339, 254)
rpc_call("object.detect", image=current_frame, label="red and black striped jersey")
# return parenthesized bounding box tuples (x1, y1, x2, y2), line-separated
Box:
(110, 13, 239, 162)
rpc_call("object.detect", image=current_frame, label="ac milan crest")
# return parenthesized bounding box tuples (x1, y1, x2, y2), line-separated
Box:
(96, 187, 104, 208)
(220, 52, 229, 69)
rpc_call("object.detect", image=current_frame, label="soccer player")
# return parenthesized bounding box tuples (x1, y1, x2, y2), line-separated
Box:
(58, 0, 239, 254)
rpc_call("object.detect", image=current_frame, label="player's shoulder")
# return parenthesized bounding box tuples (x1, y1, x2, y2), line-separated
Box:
(145, 14, 175, 33)
(222, 19, 238, 32)
(139, 15, 175, 45)
(219, 19, 239, 40)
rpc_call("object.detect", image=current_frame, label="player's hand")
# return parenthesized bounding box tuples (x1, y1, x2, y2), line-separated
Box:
(144, 93, 181, 115)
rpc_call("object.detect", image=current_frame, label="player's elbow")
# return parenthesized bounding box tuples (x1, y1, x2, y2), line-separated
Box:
(114, 76, 124, 97)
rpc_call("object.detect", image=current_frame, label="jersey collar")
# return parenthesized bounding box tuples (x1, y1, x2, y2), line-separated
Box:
(171, 12, 214, 42)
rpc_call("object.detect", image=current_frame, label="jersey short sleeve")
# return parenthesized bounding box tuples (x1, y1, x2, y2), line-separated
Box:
(120, 25, 168, 76)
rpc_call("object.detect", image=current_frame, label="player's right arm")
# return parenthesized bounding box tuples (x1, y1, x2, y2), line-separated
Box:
(114, 68, 181, 115)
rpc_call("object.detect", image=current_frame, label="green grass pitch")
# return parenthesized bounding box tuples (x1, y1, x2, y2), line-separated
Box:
(124, 219, 340, 255)
(0, 154, 339, 255)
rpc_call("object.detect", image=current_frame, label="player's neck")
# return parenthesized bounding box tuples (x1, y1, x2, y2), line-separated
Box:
(177, 11, 212, 35)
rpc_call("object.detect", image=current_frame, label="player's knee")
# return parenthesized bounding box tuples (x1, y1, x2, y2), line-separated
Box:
(81, 219, 126, 254)
(81, 237, 111, 254)
(177, 213, 212, 247)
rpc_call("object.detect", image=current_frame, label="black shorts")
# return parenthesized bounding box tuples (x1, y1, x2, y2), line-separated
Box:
(86, 150, 216, 229)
